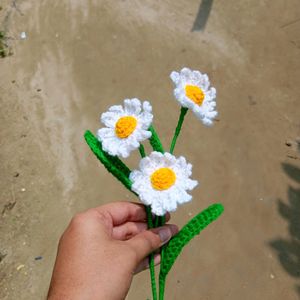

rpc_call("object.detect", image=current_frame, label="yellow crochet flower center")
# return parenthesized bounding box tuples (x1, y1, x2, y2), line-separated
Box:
(185, 85, 205, 106)
(115, 116, 137, 138)
(151, 168, 176, 191)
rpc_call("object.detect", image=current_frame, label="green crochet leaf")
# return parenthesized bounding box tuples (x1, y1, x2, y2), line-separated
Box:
(149, 125, 164, 153)
(84, 130, 134, 193)
(159, 203, 224, 279)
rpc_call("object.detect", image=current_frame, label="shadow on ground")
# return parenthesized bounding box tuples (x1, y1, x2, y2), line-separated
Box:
(269, 146, 300, 296)
(191, 0, 214, 31)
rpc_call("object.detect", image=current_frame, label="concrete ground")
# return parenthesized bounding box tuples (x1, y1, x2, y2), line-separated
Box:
(1, 0, 300, 299)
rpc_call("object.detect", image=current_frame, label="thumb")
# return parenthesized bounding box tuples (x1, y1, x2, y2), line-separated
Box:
(126, 224, 178, 262)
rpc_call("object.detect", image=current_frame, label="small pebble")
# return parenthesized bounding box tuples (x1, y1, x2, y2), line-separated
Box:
(35, 256, 43, 261)
(285, 141, 292, 147)
(20, 32, 27, 39)
(21, 188, 26, 192)
(17, 264, 25, 271)
(270, 273, 275, 279)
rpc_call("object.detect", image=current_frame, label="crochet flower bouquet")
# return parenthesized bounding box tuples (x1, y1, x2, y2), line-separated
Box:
(84, 68, 224, 299)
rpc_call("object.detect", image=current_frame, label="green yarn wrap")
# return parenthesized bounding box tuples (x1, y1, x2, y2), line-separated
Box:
(158, 203, 224, 299)
(84, 130, 133, 192)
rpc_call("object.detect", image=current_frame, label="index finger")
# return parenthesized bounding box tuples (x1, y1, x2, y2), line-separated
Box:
(93, 202, 147, 226)
(92, 202, 170, 226)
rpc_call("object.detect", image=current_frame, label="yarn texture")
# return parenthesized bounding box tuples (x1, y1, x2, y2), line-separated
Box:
(115, 116, 138, 138)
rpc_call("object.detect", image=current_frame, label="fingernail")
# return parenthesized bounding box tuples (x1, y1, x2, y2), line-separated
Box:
(158, 227, 172, 244)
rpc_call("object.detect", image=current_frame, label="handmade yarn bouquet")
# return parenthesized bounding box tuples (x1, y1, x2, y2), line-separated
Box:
(84, 67, 224, 299)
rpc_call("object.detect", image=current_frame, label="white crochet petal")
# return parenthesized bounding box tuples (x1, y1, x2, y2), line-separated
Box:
(101, 111, 120, 128)
(151, 198, 165, 216)
(162, 194, 178, 212)
(134, 129, 152, 141)
(101, 138, 120, 156)
(97, 127, 115, 140)
(177, 191, 192, 204)
(180, 68, 193, 82)
(124, 98, 142, 115)
(206, 110, 218, 119)
(108, 105, 124, 114)
(126, 135, 140, 149)
(170, 71, 180, 85)
(202, 117, 214, 127)
(129, 170, 141, 182)
(130, 152, 198, 216)
(137, 112, 153, 129)
(200, 74, 210, 90)
(191, 70, 202, 81)
(138, 156, 152, 172)
(142, 101, 152, 113)
(206, 87, 216, 99)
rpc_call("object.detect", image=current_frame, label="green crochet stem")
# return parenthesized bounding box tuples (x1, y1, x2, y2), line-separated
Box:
(84, 130, 133, 192)
(148, 125, 168, 299)
(147, 127, 165, 227)
(158, 215, 166, 227)
(140, 146, 158, 300)
(170, 107, 188, 154)
(139, 144, 146, 158)
(158, 203, 224, 299)
(149, 125, 164, 153)
(145, 206, 158, 300)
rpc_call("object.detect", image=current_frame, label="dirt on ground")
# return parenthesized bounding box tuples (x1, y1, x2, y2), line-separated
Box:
(0, 0, 300, 299)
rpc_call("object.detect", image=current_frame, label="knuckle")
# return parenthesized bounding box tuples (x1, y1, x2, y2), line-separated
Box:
(127, 222, 138, 236)
(68, 211, 98, 233)
(70, 212, 89, 227)
(70, 209, 102, 228)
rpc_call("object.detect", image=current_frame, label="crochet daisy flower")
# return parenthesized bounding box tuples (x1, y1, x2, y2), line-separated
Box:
(130, 152, 198, 216)
(97, 99, 153, 158)
(170, 67, 217, 126)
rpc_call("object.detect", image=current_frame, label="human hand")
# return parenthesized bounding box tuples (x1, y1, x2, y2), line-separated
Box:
(47, 202, 178, 300)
